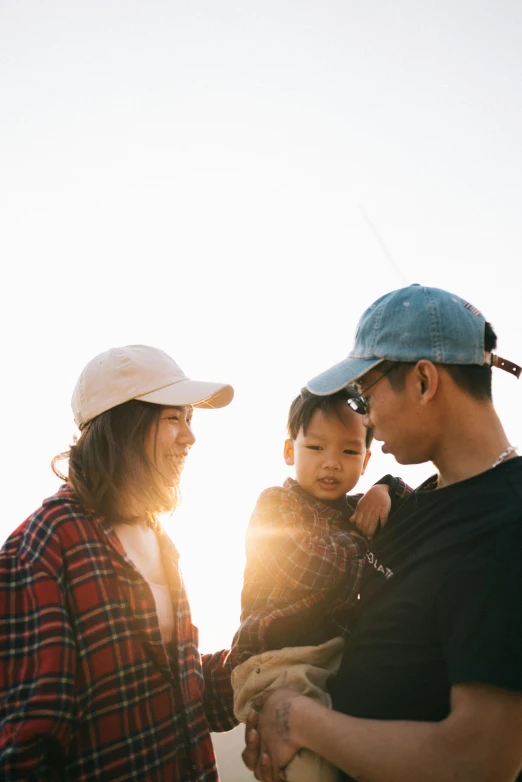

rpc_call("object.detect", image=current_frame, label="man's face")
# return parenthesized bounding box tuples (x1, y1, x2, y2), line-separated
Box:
(355, 364, 427, 465)
(285, 402, 370, 501)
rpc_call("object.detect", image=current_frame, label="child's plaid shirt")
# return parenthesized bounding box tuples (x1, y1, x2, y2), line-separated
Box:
(0, 485, 237, 781)
(231, 476, 411, 665)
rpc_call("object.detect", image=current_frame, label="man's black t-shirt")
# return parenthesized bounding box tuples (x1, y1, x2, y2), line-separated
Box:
(330, 457, 522, 777)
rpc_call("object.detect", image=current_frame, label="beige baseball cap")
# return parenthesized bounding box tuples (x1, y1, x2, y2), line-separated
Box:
(72, 344, 234, 429)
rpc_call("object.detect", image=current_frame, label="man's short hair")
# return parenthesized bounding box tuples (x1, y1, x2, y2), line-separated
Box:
(287, 387, 374, 449)
(386, 322, 498, 400)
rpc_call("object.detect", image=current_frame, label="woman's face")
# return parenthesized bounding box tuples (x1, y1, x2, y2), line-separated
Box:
(145, 406, 195, 486)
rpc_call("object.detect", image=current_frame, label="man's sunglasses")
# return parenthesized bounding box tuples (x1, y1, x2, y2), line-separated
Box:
(346, 364, 397, 415)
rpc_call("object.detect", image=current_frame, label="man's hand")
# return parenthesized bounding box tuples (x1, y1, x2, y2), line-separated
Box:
(242, 709, 261, 774)
(242, 689, 305, 781)
(350, 484, 391, 540)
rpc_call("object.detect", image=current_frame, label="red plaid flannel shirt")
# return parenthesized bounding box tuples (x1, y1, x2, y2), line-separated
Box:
(0, 485, 237, 781)
(231, 476, 411, 665)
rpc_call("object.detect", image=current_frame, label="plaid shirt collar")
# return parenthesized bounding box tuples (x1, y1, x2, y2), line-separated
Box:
(283, 477, 358, 520)
(46, 483, 181, 566)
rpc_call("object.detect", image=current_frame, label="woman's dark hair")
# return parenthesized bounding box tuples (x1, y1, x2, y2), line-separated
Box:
(52, 400, 178, 525)
(385, 322, 497, 401)
(287, 387, 374, 449)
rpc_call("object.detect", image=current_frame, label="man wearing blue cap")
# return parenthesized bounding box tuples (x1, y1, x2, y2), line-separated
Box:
(243, 285, 522, 782)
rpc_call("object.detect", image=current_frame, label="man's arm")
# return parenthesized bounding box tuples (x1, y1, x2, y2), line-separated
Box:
(245, 682, 522, 782)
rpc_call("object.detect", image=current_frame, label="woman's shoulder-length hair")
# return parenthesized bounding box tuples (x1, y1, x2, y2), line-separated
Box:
(52, 400, 178, 526)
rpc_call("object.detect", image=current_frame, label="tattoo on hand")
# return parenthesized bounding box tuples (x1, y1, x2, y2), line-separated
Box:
(274, 701, 291, 741)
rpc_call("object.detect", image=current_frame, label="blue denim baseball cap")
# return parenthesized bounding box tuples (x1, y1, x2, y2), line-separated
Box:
(307, 284, 521, 395)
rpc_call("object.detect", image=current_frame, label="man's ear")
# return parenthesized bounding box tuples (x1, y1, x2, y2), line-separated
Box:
(361, 449, 371, 475)
(284, 439, 295, 466)
(414, 360, 439, 404)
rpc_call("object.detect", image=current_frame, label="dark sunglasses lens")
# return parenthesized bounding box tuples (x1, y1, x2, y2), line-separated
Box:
(347, 397, 367, 415)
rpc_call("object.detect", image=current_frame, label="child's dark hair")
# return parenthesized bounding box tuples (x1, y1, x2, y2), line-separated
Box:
(287, 387, 374, 449)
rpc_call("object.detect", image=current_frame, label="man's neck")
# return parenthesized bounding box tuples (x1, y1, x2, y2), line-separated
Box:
(433, 403, 516, 488)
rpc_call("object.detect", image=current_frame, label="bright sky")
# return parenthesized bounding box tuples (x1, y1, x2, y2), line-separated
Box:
(1, 0, 522, 657)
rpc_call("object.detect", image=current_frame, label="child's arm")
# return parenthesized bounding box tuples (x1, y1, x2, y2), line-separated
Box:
(349, 483, 392, 541)
(376, 474, 413, 513)
(350, 476, 413, 540)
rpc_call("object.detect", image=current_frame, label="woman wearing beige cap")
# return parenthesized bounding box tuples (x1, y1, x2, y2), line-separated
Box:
(0, 345, 237, 781)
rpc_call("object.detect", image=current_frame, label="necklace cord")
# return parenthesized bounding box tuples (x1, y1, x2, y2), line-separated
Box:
(491, 445, 518, 469)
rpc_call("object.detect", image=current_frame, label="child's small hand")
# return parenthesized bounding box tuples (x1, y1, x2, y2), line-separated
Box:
(349, 484, 392, 541)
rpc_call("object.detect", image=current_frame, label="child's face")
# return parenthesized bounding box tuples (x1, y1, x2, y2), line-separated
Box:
(285, 402, 371, 501)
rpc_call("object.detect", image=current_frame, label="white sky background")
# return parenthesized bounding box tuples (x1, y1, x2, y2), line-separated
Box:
(1, 0, 522, 656)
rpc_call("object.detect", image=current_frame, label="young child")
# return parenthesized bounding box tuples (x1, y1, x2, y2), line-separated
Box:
(230, 387, 411, 782)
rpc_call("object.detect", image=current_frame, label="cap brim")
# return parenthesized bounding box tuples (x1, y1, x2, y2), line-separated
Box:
(306, 357, 385, 395)
(135, 380, 234, 409)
